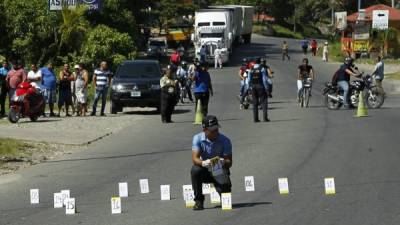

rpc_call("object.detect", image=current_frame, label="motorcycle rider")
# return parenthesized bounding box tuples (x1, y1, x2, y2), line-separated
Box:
(260, 58, 274, 98)
(239, 59, 250, 109)
(297, 58, 315, 102)
(336, 57, 360, 109)
(176, 61, 193, 103)
(248, 58, 269, 122)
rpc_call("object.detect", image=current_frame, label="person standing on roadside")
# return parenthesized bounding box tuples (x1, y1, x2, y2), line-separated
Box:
(214, 47, 222, 69)
(160, 68, 178, 123)
(27, 64, 42, 89)
(322, 42, 329, 62)
(58, 64, 74, 117)
(311, 39, 318, 56)
(301, 39, 309, 55)
(0, 61, 10, 117)
(282, 41, 290, 61)
(91, 61, 112, 116)
(74, 64, 89, 116)
(372, 56, 385, 96)
(41, 63, 57, 117)
(192, 62, 213, 116)
(6, 60, 27, 104)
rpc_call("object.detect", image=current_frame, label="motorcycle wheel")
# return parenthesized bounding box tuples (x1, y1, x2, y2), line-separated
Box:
(324, 93, 340, 110)
(366, 90, 385, 109)
(8, 108, 20, 123)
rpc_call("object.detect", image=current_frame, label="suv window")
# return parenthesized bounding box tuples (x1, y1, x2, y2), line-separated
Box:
(117, 63, 161, 78)
(149, 41, 166, 47)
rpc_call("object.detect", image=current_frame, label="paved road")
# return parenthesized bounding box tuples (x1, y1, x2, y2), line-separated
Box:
(1, 35, 400, 225)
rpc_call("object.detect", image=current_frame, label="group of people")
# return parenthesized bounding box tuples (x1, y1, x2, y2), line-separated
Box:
(0, 60, 112, 118)
(281, 40, 330, 62)
(160, 58, 213, 123)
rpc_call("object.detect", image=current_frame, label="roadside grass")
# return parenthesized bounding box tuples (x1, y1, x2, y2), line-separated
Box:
(0, 138, 32, 159)
(386, 72, 400, 80)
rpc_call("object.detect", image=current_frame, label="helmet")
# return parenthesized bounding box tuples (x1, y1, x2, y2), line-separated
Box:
(260, 58, 266, 64)
(181, 61, 187, 66)
(255, 58, 261, 64)
(344, 57, 353, 65)
(242, 58, 248, 63)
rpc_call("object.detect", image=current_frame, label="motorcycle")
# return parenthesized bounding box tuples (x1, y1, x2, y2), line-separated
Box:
(8, 82, 45, 123)
(241, 87, 253, 110)
(323, 74, 385, 110)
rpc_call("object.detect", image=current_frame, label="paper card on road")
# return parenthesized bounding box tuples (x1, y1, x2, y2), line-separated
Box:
(184, 191, 195, 208)
(221, 193, 232, 210)
(54, 193, 63, 208)
(30, 189, 39, 204)
(119, 182, 128, 197)
(278, 178, 290, 195)
(61, 190, 70, 207)
(210, 191, 221, 204)
(139, 179, 149, 194)
(182, 185, 193, 201)
(324, 177, 336, 195)
(202, 183, 213, 195)
(111, 197, 122, 214)
(160, 185, 170, 200)
(245, 176, 255, 192)
(65, 198, 76, 215)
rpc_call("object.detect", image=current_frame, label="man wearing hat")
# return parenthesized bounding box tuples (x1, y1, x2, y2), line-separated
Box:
(191, 115, 232, 210)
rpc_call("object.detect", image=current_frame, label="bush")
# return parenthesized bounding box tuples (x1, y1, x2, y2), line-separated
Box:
(81, 25, 136, 70)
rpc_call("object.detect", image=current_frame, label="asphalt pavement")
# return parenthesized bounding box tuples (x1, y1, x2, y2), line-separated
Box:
(1, 34, 400, 225)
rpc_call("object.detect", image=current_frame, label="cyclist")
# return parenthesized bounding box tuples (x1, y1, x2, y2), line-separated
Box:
(177, 61, 193, 103)
(297, 58, 315, 102)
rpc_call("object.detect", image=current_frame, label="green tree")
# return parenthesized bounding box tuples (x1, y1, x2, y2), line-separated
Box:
(81, 25, 136, 69)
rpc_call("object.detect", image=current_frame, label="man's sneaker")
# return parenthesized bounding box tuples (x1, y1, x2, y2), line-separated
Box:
(193, 201, 204, 211)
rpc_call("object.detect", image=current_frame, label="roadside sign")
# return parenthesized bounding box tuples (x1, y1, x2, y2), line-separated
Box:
(48, 0, 102, 11)
(335, 12, 347, 30)
(353, 40, 369, 52)
(373, 10, 389, 30)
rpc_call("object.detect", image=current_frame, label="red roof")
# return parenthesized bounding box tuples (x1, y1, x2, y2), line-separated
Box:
(347, 4, 400, 22)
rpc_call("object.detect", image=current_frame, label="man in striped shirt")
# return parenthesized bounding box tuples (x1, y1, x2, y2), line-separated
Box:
(90, 61, 112, 116)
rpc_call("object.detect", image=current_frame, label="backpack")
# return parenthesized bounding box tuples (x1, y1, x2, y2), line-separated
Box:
(331, 69, 340, 86)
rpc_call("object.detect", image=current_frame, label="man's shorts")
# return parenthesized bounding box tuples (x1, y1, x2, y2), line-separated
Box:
(58, 89, 72, 106)
(43, 88, 57, 104)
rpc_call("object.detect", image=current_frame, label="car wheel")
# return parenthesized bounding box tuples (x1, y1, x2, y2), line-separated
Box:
(111, 101, 118, 114)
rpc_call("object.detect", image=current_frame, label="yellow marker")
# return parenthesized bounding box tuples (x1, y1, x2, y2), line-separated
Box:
(221, 193, 232, 211)
(278, 178, 289, 195)
(324, 177, 336, 195)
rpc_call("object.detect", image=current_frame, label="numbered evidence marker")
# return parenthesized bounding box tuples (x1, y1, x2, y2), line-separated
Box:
(160, 185, 171, 200)
(202, 183, 213, 195)
(139, 179, 150, 194)
(210, 189, 221, 204)
(278, 178, 290, 195)
(324, 177, 336, 195)
(30, 189, 39, 204)
(65, 198, 76, 215)
(184, 191, 195, 208)
(221, 193, 232, 211)
(244, 176, 255, 192)
(182, 185, 193, 201)
(119, 182, 128, 197)
(111, 197, 122, 214)
(54, 193, 63, 208)
(61, 190, 70, 207)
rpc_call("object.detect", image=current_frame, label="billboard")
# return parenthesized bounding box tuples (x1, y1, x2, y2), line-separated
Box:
(49, 0, 101, 11)
(353, 40, 369, 52)
(335, 12, 347, 30)
(372, 10, 389, 30)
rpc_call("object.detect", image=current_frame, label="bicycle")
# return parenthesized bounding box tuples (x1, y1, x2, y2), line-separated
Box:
(300, 78, 312, 108)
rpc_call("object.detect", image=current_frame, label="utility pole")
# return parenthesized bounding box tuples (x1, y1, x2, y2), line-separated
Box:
(392, 0, 395, 8)
(358, 0, 361, 11)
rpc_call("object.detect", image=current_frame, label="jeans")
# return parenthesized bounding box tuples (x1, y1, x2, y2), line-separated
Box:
(337, 81, 349, 106)
(92, 87, 108, 115)
(191, 165, 231, 202)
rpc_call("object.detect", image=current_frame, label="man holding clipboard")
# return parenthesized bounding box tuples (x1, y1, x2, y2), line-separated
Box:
(191, 115, 232, 210)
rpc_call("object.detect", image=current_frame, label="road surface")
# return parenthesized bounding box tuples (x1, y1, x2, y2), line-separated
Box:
(1, 34, 400, 225)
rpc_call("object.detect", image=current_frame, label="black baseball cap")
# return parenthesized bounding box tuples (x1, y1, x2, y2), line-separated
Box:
(202, 115, 220, 131)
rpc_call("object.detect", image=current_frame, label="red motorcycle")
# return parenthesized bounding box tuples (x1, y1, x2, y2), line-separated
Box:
(8, 82, 45, 123)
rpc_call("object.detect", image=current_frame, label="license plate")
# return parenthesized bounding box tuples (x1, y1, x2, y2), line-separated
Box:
(131, 91, 141, 97)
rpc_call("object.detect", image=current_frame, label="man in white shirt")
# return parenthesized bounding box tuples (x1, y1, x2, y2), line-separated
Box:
(27, 64, 42, 89)
(214, 47, 222, 69)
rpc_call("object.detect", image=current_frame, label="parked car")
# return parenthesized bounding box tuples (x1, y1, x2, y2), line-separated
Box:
(110, 60, 162, 114)
(147, 37, 168, 58)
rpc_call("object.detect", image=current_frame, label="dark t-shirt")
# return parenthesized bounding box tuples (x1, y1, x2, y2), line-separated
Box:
(337, 64, 352, 82)
(298, 65, 313, 79)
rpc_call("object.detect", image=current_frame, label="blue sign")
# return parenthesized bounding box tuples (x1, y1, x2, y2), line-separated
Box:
(48, 0, 102, 11)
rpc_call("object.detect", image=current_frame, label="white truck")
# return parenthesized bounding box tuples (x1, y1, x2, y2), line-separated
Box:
(192, 5, 254, 64)
(192, 9, 234, 64)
